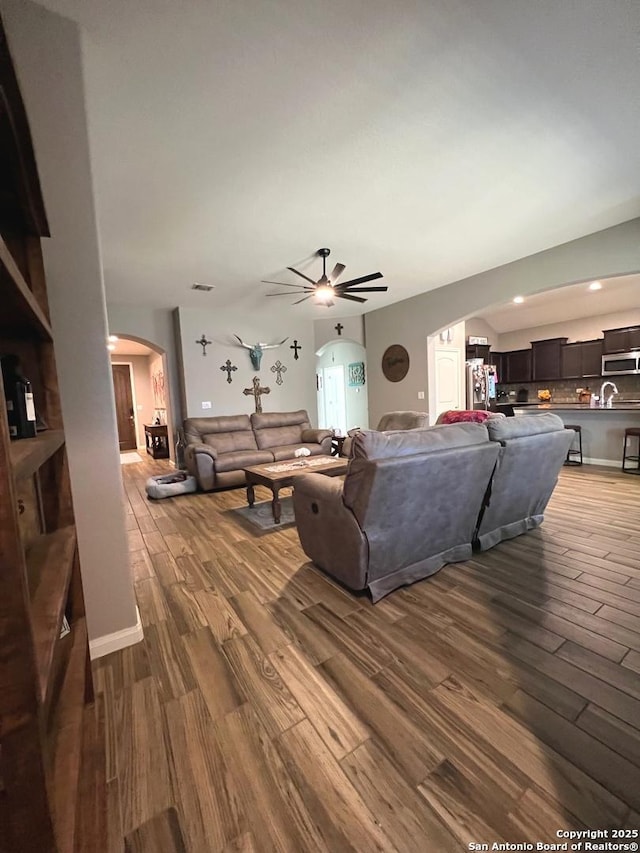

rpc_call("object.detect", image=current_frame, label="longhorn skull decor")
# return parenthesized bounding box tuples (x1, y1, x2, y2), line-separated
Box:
(233, 335, 288, 370)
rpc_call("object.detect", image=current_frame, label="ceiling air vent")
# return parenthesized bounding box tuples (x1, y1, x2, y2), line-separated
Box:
(191, 282, 215, 292)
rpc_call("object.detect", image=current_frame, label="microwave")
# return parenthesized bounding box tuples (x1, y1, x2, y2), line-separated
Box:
(601, 351, 640, 376)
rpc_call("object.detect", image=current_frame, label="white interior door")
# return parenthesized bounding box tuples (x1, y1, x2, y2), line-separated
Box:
(434, 348, 463, 418)
(321, 365, 347, 434)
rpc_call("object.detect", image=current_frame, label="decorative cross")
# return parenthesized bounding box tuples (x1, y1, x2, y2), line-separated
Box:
(243, 376, 270, 414)
(290, 339, 302, 360)
(270, 360, 287, 386)
(196, 334, 212, 356)
(334, 323, 344, 336)
(220, 359, 237, 384)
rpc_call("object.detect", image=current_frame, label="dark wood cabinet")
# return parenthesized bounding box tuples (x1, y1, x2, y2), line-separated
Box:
(531, 338, 568, 381)
(581, 339, 603, 377)
(465, 343, 491, 361)
(504, 349, 532, 383)
(490, 352, 504, 382)
(603, 326, 640, 353)
(560, 339, 602, 379)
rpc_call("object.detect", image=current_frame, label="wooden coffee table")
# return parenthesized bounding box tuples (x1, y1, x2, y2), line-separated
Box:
(243, 455, 348, 524)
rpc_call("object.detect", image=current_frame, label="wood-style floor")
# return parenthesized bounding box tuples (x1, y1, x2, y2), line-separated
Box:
(97, 459, 640, 852)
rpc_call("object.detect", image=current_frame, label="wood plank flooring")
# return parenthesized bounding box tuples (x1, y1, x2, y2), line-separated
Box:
(96, 460, 640, 852)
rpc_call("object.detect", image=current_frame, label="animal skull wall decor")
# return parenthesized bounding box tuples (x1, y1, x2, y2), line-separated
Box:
(233, 335, 288, 370)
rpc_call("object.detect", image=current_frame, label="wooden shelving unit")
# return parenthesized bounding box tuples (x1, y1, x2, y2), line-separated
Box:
(0, 15, 105, 853)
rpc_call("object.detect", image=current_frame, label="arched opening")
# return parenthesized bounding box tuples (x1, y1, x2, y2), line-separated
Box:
(108, 333, 176, 464)
(316, 338, 369, 434)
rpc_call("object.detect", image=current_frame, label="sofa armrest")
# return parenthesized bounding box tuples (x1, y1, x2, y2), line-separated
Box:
(301, 428, 333, 444)
(185, 442, 218, 460)
(293, 474, 368, 592)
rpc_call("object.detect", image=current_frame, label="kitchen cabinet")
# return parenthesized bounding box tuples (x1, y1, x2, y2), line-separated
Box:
(532, 338, 568, 381)
(465, 343, 491, 361)
(560, 339, 603, 379)
(602, 326, 640, 354)
(490, 352, 504, 382)
(504, 349, 532, 383)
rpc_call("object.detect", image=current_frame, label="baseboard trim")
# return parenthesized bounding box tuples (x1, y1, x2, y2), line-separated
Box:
(89, 606, 144, 660)
(583, 457, 621, 468)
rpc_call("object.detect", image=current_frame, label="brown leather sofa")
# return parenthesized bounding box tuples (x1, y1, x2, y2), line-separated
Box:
(184, 410, 332, 491)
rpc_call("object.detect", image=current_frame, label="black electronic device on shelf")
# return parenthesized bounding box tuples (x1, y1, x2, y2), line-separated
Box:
(1, 354, 37, 439)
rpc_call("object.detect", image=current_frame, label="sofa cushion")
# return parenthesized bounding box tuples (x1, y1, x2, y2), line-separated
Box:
(251, 409, 311, 450)
(377, 411, 428, 431)
(185, 414, 253, 445)
(486, 412, 565, 442)
(351, 422, 490, 461)
(271, 443, 328, 461)
(214, 449, 273, 473)
(203, 429, 258, 454)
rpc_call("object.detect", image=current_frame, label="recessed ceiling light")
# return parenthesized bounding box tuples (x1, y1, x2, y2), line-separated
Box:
(107, 343, 116, 351)
(588, 281, 602, 291)
(192, 282, 215, 292)
(108, 334, 119, 342)
(513, 296, 524, 304)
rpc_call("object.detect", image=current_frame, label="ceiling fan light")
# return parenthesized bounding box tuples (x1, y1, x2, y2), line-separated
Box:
(314, 283, 334, 305)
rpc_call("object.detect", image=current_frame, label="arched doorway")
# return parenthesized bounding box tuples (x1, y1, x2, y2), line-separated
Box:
(316, 338, 369, 434)
(108, 334, 176, 463)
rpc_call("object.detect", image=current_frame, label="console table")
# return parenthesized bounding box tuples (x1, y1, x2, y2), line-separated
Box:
(144, 423, 170, 459)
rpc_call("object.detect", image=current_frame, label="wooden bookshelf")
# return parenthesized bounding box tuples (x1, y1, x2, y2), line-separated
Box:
(0, 14, 105, 853)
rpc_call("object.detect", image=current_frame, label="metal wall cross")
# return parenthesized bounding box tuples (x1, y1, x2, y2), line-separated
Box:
(196, 334, 212, 356)
(290, 340, 302, 360)
(270, 360, 287, 385)
(220, 359, 237, 384)
(243, 376, 270, 414)
(334, 323, 343, 336)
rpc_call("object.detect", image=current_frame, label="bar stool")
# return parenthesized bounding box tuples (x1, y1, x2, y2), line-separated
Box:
(564, 425, 582, 466)
(622, 427, 640, 474)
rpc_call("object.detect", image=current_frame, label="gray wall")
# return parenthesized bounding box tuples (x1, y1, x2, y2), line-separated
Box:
(175, 306, 318, 421)
(3, 1, 138, 642)
(364, 218, 640, 426)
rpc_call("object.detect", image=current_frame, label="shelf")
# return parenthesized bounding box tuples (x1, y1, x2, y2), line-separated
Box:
(0, 235, 52, 339)
(50, 616, 88, 853)
(10, 430, 65, 480)
(27, 526, 77, 703)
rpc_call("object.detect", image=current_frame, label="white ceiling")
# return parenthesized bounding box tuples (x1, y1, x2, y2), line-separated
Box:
(35, 0, 640, 319)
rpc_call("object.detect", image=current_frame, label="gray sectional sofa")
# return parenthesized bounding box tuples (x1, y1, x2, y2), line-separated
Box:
(293, 413, 572, 601)
(184, 410, 332, 491)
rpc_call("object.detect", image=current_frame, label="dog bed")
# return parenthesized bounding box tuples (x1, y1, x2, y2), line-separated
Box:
(145, 471, 197, 500)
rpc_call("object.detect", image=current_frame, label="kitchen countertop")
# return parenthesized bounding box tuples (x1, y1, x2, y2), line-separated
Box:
(513, 402, 640, 411)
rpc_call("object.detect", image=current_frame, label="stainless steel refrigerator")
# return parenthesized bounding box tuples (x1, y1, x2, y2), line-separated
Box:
(466, 360, 498, 410)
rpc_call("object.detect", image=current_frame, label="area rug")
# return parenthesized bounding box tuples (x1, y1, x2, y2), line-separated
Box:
(230, 496, 295, 530)
(120, 451, 144, 464)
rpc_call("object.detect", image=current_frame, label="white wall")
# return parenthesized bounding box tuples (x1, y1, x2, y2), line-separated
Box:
(175, 306, 318, 421)
(497, 308, 640, 352)
(364, 218, 640, 427)
(3, 0, 138, 643)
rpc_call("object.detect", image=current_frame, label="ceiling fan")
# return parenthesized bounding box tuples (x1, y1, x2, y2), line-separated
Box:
(262, 247, 388, 306)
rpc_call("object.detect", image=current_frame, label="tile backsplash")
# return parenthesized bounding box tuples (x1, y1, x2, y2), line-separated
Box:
(496, 374, 640, 403)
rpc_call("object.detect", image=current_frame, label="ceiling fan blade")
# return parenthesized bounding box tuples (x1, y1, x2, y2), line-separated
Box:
(262, 279, 314, 289)
(335, 272, 383, 289)
(329, 263, 346, 283)
(337, 292, 367, 304)
(266, 291, 308, 296)
(287, 266, 317, 285)
(293, 294, 314, 305)
(342, 286, 388, 293)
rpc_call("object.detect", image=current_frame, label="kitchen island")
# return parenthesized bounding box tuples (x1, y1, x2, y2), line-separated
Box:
(513, 403, 640, 467)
